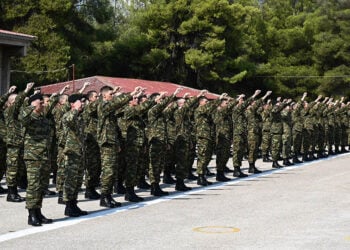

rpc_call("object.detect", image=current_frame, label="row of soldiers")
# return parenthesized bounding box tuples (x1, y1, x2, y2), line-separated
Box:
(0, 82, 349, 227)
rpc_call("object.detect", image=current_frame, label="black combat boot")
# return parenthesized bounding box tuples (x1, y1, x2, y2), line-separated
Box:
(113, 181, 126, 194)
(205, 167, 215, 177)
(73, 200, 88, 215)
(163, 171, 176, 184)
(64, 200, 81, 217)
(293, 156, 302, 164)
(57, 191, 65, 205)
(36, 208, 53, 224)
(335, 146, 340, 154)
(341, 146, 348, 153)
(175, 178, 192, 191)
(125, 187, 144, 202)
(263, 154, 272, 162)
(248, 163, 262, 174)
(85, 187, 101, 200)
(187, 170, 198, 180)
(224, 166, 233, 173)
(28, 209, 41, 226)
(0, 185, 7, 194)
(7, 186, 25, 202)
(150, 183, 169, 196)
(302, 154, 310, 162)
(233, 167, 248, 178)
(216, 171, 231, 182)
(100, 194, 122, 208)
(197, 174, 213, 186)
(283, 159, 293, 166)
(272, 161, 283, 169)
(137, 176, 151, 189)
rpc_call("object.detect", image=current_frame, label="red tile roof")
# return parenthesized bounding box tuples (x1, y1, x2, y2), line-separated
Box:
(40, 76, 219, 98)
(0, 29, 36, 40)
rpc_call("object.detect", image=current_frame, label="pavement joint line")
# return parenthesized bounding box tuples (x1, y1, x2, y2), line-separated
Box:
(0, 152, 349, 243)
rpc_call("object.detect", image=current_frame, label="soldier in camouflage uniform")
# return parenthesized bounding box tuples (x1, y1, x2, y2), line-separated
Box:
(5, 82, 34, 202)
(246, 91, 271, 173)
(339, 100, 349, 153)
(212, 96, 235, 181)
(270, 97, 291, 168)
(194, 93, 225, 185)
(21, 93, 54, 226)
(333, 100, 342, 154)
(82, 90, 101, 200)
(232, 90, 260, 177)
(281, 103, 293, 166)
(148, 88, 182, 195)
(122, 89, 154, 201)
(61, 94, 88, 217)
(0, 86, 17, 194)
(315, 97, 329, 158)
(97, 86, 140, 207)
(261, 100, 272, 162)
(291, 92, 307, 164)
(173, 91, 204, 190)
(325, 99, 336, 155)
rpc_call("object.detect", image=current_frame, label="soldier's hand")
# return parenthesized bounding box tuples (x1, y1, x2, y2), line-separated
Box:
(51, 92, 58, 98)
(113, 86, 122, 94)
(174, 87, 183, 96)
(219, 93, 228, 100)
(198, 89, 208, 97)
(60, 85, 70, 95)
(277, 97, 281, 102)
(8, 85, 16, 94)
(33, 89, 41, 95)
(25, 82, 35, 93)
(183, 93, 190, 99)
(253, 89, 261, 98)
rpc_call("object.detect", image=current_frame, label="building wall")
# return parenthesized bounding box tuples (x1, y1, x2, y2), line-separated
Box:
(0, 46, 10, 94)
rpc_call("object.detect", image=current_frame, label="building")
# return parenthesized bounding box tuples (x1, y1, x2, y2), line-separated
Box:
(0, 29, 35, 94)
(40, 75, 219, 98)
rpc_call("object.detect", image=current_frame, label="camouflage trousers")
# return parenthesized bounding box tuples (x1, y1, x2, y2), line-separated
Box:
(125, 143, 144, 187)
(232, 133, 246, 167)
(282, 132, 292, 159)
(247, 132, 260, 164)
(196, 137, 214, 175)
(56, 145, 65, 192)
(188, 138, 196, 172)
(48, 136, 58, 181)
(327, 125, 335, 150)
(0, 139, 7, 181)
(292, 130, 303, 156)
(149, 138, 166, 184)
(165, 141, 175, 175)
(334, 124, 341, 148)
(6, 145, 25, 187)
(317, 125, 326, 152)
(302, 129, 312, 154)
(85, 137, 101, 189)
(116, 139, 126, 184)
(174, 136, 191, 180)
(139, 142, 149, 180)
(63, 152, 84, 202)
(341, 125, 348, 146)
(261, 130, 271, 156)
(25, 159, 49, 209)
(271, 133, 282, 161)
(215, 136, 232, 171)
(100, 144, 119, 195)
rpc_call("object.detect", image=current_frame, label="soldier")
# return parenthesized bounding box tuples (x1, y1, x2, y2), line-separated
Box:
(21, 92, 53, 226)
(148, 88, 182, 196)
(62, 94, 88, 217)
(291, 92, 307, 164)
(261, 100, 272, 162)
(213, 95, 235, 181)
(270, 97, 291, 168)
(232, 90, 260, 177)
(98, 86, 141, 207)
(246, 91, 272, 173)
(173, 91, 204, 190)
(5, 82, 34, 202)
(82, 90, 102, 200)
(325, 99, 336, 155)
(0, 86, 17, 194)
(194, 93, 225, 185)
(339, 100, 349, 153)
(123, 88, 154, 201)
(281, 102, 293, 166)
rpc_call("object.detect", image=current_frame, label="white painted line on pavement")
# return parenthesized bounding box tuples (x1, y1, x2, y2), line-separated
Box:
(0, 153, 349, 243)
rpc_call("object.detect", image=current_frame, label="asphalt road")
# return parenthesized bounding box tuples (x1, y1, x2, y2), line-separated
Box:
(0, 153, 349, 249)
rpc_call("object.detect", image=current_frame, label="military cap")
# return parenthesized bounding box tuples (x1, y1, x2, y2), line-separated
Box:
(28, 93, 43, 104)
(68, 94, 84, 103)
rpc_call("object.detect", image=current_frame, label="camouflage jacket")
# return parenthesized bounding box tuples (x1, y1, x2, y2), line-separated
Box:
(302, 102, 316, 130)
(291, 101, 304, 133)
(147, 95, 176, 143)
(82, 100, 99, 141)
(194, 99, 220, 140)
(53, 102, 70, 145)
(261, 105, 272, 132)
(62, 109, 85, 156)
(4, 92, 27, 147)
(174, 97, 199, 139)
(270, 102, 288, 134)
(246, 99, 263, 135)
(21, 106, 51, 161)
(232, 97, 253, 135)
(97, 94, 132, 147)
(0, 92, 10, 140)
(213, 99, 235, 140)
(281, 108, 292, 135)
(164, 102, 178, 145)
(122, 100, 155, 147)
